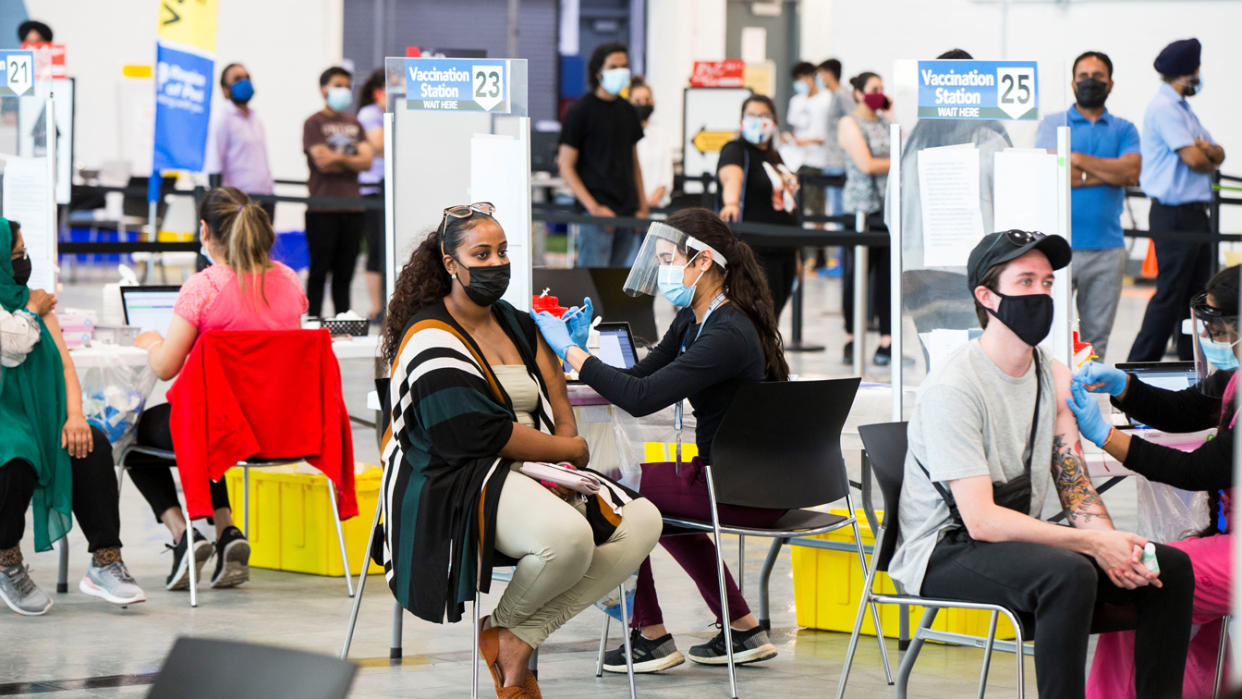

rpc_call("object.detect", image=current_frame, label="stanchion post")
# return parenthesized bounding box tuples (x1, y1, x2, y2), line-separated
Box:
(853, 211, 868, 376)
(1212, 170, 1222, 274)
(889, 123, 902, 420)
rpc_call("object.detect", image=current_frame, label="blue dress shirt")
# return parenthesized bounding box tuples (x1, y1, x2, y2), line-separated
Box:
(1139, 82, 1214, 205)
(1036, 105, 1140, 250)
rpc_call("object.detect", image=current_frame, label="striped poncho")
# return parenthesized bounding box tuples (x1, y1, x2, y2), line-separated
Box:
(380, 299, 634, 623)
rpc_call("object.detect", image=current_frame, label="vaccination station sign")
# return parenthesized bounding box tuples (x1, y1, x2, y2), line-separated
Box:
(0, 51, 34, 97)
(404, 58, 510, 113)
(917, 60, 1038, 120)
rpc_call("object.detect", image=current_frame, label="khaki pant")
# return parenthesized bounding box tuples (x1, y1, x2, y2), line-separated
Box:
(490, 472, 661, 648)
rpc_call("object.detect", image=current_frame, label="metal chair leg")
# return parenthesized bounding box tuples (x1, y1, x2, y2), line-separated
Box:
(704, 466, 738, 698)
(895, 608, 939, 699)
(757, 537, 786, 630)
(242, 464, 250, 536)
(391, 601, 403, 661)
(619, 584, 637, 699)
(977, 610, 998, 699)
(325, 479, 354, 598)
(846, 491, 892, 684)
(737, 534, 745, 591)
(1001, 609, 1025, 698)
(341, 490, 385, 659)
(834, 553, 882, 699)
(596, 609, 611, 677)
(1215, 614, 1230, 699)
(472, 591, 480, 699)
(56, 538, 69, 593)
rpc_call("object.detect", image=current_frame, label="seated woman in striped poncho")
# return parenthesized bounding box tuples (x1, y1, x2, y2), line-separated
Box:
(379, 203, 661, 698)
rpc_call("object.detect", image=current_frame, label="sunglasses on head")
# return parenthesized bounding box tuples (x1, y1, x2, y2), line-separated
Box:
(982, 229, 1046, 256)
(438, 202, 496, 238)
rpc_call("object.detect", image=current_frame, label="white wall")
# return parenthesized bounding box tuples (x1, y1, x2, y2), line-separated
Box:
(644, 0, 726, 156)
(31, 0, 344, 225)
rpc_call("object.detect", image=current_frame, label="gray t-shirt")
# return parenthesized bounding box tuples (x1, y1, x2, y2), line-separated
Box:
(888, 339, 1056, 595)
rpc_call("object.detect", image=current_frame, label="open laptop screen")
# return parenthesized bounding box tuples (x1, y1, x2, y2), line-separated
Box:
(596, 322, 638, 370)
(120, 286, 181, 336)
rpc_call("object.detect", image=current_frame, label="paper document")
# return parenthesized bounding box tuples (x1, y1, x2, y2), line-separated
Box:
(993, 148, 1059, 234)
(470, 134, 530, 311)
(2, 156, 54, 292)
(918, 328, 973, 372)
(918, 145, 984, 267)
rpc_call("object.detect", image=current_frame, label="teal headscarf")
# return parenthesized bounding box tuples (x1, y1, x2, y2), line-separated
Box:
(0, 218, 72, 551)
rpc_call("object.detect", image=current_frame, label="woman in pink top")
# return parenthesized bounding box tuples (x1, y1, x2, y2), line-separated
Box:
(130, 187, 308, 592)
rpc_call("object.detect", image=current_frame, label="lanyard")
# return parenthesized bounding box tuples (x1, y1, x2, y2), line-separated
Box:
(674, 293, 727, 468)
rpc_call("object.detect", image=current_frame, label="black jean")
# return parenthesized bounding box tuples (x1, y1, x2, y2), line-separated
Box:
(841, 213, 891, 336)
(125, 404, 231, 522)
(305, 210, 364, 317)
(1127, 201, 1213, 362)
(363, 188, 385, 274)
(0, 425, 122, 553)
(921, 533, 1194, 699)
(752, 246, 797, 317)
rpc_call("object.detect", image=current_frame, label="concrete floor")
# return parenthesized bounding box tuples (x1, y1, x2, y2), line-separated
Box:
(3, 254, 1156, 697)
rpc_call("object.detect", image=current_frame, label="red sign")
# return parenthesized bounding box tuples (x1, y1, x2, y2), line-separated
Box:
(22, 42, 66, 80)
(690, 60, 745, 88)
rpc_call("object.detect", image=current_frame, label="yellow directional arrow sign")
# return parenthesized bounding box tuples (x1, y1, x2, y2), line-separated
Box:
(158, 0, 218, 52)
(692, 127, 734, 155)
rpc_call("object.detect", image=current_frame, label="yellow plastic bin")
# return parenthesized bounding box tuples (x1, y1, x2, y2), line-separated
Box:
(642, 442, 699, 463)
(223, 463, 384, 577)
(791, 508, 1015, 640)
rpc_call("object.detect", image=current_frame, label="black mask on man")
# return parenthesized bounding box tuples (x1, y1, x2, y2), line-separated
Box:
(10, 255, 31, 287)
(634, 104, 654, 122)
(456, 262, 510, 307)
(1074, 78, 1108, 109)
(1183, 76, 1201, 97)
(986, 290, 1054, 346)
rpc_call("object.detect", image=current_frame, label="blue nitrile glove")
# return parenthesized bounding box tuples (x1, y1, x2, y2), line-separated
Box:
(1068, 381, 1112, 448)
(534, 311, 574, 360)
(1074, 361, 1129, 397)
(564, 296, 594, 351)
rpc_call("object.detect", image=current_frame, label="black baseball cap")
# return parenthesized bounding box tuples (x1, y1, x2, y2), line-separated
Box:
(966, 230, 1071, 290)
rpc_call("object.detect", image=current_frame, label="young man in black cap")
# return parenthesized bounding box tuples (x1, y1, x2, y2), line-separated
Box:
(1129, 37, 1227, 362)
(889, 230, 1194, 697)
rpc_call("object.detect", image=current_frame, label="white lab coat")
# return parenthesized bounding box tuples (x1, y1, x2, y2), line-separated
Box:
(0, 308, 40, 368)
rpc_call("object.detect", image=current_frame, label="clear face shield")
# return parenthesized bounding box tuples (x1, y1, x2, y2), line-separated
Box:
(622, 221, 728, 297)
(1190, 292, 1240, 398)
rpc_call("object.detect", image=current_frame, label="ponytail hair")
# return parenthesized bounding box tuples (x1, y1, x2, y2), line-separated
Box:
(665, 207, 789, 381)
(198, 186, 274, 305)
(381, 211, 495, 363)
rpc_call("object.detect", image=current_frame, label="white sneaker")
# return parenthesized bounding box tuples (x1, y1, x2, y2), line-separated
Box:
(80, 561, 146, 605)
(0, 563, 53, 616)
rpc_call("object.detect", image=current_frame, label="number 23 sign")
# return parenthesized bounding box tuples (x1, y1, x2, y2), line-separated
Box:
(405, 58, 510, 113)
(0, 51, 35, 98)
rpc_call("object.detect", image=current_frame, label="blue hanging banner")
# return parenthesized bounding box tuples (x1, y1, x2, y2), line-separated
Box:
(152, 42, 214, 172)
(916, 60, 1039, 121)
(403, 58, 510, 113)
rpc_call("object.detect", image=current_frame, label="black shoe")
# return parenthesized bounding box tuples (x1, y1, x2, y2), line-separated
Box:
(165, 529, 211, 591)
(842, 341, 854, 365)
(602, 629, 686, 674)
(687, 624, 778, 666)
(210, 526, 250, 588)
(874, 344, 892, 366)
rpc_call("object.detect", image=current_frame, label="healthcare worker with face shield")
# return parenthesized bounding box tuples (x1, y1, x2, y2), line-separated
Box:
(533, 207, 790, 675)
(1067, 264, 1238, 699)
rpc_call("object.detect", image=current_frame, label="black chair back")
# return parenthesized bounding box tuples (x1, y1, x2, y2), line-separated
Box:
(710, 378, 859, 510)
(857, 421, 909, 573)
(147, 637, 356, 699)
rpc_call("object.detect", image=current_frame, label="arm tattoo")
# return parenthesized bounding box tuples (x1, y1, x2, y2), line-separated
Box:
(1051, 435, 1112, 526)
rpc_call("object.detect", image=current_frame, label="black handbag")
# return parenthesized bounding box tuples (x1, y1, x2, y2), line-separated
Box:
(916, 350, 1041, 532)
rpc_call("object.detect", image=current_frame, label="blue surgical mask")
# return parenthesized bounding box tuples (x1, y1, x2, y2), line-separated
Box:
(793, 80, 809, 95)
(815, 73, 827, 91)
(656, 254, 705, 308)
(1201, 337, 1239, 370)
(326, 86, 352, 112)
(200, 243, 215, 266)
(600, 67, 631, 96)
(230, 78, 254, 103)
(741, 115, 774, 145)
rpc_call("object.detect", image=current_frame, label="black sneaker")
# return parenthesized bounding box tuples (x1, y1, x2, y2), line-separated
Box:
(687, 624, 778, 666)
(165, 529, 211, 591)
(211, 526, 250, 588)
(874, 344, 892, 366)
(602, 629, 685, 674)
(842, 341, 854, 365)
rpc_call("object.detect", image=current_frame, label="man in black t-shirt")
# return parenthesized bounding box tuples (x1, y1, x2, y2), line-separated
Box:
(558, 42, 648, 267)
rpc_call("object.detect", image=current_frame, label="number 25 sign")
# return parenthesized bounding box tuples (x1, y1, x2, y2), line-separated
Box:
(0, 51, 35, 98)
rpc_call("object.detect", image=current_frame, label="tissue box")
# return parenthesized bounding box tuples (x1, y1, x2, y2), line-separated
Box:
(56, 309, 98, 348)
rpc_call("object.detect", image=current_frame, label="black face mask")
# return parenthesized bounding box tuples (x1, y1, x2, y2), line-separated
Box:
(1074, 78, 1108, 109)
(10, 255, 31, 287)
(456, 261, 510, 307)
(1183, 77, 1201, 97)
(634, 104, 654, 122)
(986, 290, 1053, 346)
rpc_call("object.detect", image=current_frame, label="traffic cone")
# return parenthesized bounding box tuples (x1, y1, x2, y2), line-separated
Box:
(1141, 240, 1158, 279)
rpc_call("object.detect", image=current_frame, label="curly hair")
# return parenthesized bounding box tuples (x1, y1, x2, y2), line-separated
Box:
(381, 213, 494, 363)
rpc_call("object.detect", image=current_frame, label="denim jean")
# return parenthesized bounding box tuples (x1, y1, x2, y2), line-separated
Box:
(573, 223, 641, 268)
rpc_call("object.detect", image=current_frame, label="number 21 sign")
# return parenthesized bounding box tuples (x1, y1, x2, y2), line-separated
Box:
(0, 51, 35, 98)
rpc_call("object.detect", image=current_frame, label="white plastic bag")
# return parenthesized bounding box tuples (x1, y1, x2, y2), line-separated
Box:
(1135, 476, 1210, 543)
(609, 403, 697, 491)
(78, 346, 157, 458)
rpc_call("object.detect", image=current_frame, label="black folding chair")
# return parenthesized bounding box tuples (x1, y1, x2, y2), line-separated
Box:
(148, 636, 355, 699)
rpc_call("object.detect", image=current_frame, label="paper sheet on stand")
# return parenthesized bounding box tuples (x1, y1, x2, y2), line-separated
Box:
(918, 328, 974, 373)
(2, 156, 53, 293)
(918, 145, 984, 267)
(469, 133, 531, 311)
